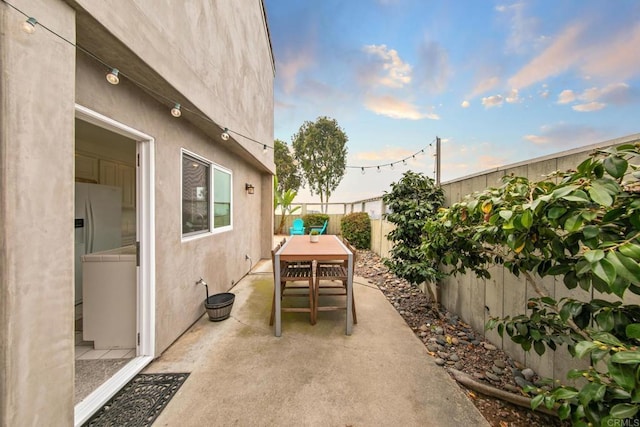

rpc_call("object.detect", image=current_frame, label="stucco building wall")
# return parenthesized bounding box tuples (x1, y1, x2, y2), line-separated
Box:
(1, 0, 274, 425)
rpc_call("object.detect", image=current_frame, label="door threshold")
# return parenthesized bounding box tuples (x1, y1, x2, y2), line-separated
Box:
(74, 355, 153, 427)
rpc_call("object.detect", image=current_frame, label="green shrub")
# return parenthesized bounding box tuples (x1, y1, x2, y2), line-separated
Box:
(341, 212, 371, 249)
(302, 213, 329, 229)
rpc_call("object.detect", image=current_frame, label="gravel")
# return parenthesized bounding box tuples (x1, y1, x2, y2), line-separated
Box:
(354, 249, 567, 427)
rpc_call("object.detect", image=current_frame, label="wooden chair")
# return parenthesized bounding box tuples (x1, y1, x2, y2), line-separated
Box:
(269, 243, 316, 326)
(313, 240, 357, 324)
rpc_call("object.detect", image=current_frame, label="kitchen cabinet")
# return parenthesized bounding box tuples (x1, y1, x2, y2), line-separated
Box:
(100, 160, 136, 208)
(75, 153, 99, 182)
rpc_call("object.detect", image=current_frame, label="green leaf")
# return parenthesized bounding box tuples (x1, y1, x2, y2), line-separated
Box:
(611, 351, 640, 364)
(589, 183, 613, 206)
(553, 387, 579, 400)
(596, 310, 614, 331)
(584, 249, 605, 264)
(619, 243, 640, 261)
(582, 225, 600, 240)
(547, 206, 567, 219)
(534, 340, 546, 356)
(591, 331, 623, 346)
(592, 258, 617, 286)
(562, 190, 590, 202)
(521, 209, 533, 229)
(558, 402, 571, 420)
(627, 324, 640, 339)
(564, 214, 583, 233)
(604, 155, 628, 179)
(575, 341, 598, 358)
(499, 210, 513, 220)
(606, 251, 640, 284)
(610, 403, 639, 419)
(531, 393, 544, 410)
(552, 185, 579, 199)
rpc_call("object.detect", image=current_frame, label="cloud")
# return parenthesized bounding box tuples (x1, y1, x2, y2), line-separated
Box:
(414, 39, 451, 93)
(364, 95, 440, 120)
(361, 44, 412, 88)
(557, 89, 576, 104)
(482, 94, 504, 108)
(523, 134, 550, 144)
(557, 83, 636, 111)
(469, 76, 500, 99)
(572, 102, 605, 112)
(461, 100, 470, 108)
(508, 23, 585, 90)
(581, 24, 640, 81)
(522, 123, 605, 148)
(505, 89, 520, 103)
(496, 2, 540, 54)
(277, 52, 316, 94)
(508, 20, 640, 90)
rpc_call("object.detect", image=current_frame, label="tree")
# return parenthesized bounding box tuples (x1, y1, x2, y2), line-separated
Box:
(423, 143, 640, 424)
(273, 176, 301, 235)
(382, 171, 445, 301)
(274, 139, 301, 194)
(292, 116, 347, 213)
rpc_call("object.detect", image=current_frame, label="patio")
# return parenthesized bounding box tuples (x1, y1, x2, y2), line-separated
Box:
(143, 250, 489, 426)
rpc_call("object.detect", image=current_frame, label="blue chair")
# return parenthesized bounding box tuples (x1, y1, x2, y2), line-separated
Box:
(289, 218, 305, 235)
(309, 220, 328, 235)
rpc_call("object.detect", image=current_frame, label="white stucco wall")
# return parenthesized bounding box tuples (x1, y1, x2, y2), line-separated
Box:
(1, 0, 274, 424)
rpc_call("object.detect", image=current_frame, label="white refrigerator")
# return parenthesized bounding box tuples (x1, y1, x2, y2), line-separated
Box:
(74, 183, 122, 304)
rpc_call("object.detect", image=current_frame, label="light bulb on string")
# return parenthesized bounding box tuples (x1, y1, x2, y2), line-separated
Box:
(390, 163, 394, 170)
(106, 68, 120, 85)
(170, 103, 182, 117)
(263, 144, 267, 153)
(377, 166, 381, 173)
(221, 128, 230, 141)
(361, 167, 365, 175)
(22, 17, 37, 34)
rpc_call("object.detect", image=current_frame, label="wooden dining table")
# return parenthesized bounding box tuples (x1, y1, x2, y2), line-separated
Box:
(274, 235, 354, 337)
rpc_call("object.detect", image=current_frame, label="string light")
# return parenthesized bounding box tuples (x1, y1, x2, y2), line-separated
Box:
(22, 17, 37, 33)
(345, 145, 430, 173)
(220, 128, 230, 141)
(105, 68, 120, 85)
(3, 1, 275, 152)
(170, 103, 182, 117)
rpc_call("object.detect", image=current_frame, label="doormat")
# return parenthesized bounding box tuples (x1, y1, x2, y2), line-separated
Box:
(82, 373, 190, 427)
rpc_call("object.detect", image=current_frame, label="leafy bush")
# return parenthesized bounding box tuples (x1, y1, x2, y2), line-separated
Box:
(382, 171, 445, 286)
(424, 143, 640, 424)
(341, 212, 371, 249)
(302, 213, 329, 229)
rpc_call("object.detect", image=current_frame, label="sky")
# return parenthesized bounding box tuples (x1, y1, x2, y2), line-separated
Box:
(263, 0, 640, 204)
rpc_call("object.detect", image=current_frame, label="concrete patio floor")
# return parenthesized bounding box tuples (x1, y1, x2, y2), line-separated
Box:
(145, 257, 490, 427)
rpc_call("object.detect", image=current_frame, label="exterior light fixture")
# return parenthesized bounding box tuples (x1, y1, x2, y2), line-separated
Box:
(171, 103, 182, 117)
(245, 183, 255, 194)
(106, 68, 120, 85)
(22, 17, 37, 34)
(221, 128, 230, 141)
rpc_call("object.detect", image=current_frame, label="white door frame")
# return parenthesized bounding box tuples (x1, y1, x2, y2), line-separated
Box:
(73, 104, 156, 426)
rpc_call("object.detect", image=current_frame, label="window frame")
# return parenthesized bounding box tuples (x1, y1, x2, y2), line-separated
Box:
(181, 149, 233, 241)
